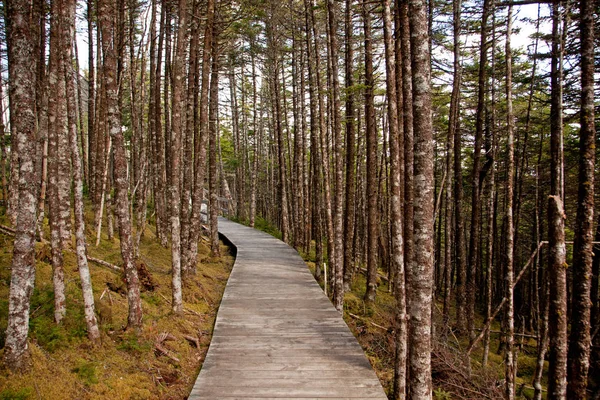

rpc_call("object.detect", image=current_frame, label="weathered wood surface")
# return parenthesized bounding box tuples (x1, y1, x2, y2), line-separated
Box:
(189, 218, 387, 399)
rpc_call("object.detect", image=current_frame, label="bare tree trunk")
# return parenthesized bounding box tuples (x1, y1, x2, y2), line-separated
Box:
(504, 6, 515, 398)
(47, 0, 68, 323)
(63, 0, 100, 341)
(467, 0, 491, 341)
(343, 0, 356, 292)
(169, 0, 188, 314)
(186, 0, 215, 274)
(567, 0, 595, 395)
(547, 2, 567, 396)
(99, 0, 143, 330)
(407, 0, 434, 395)
(87, 0, 96, 197)
(304, 0, 323, 281)
(310, 4, 334, 281)
(326, 0, 344, 311)
(444, 0, 461, 330)
(363, 0, 378, 304)
(209, 44, 221, 257)
(400, 0, 414, 325)
(181, 0, 200, 273)
(3, 0, 41, 371)
(383, 0, 406, 397)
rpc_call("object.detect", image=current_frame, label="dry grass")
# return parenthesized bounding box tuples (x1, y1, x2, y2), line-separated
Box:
(0, 210, 234, 400)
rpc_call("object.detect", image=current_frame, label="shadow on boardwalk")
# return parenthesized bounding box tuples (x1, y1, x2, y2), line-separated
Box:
(189, 217, 388, 399)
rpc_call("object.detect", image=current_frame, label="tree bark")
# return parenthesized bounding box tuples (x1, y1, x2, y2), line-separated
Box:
(98, 0, 143, 330)
(504, 6, 515, 398)
(567, 0, 595, 395)
(209, 42, 221, 257)
(326, 0, 344, 312)
(383, 0, 406, 397)
(63, 0, 100, 341)
(407, 0, 434, 395)
(363, 0, 378, 304)
(3, 0, 41, 371)
(185, 0, 215, 274)
(547, 3, 567, 396)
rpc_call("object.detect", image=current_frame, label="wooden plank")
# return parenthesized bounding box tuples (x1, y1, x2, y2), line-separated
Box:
(188, 218, 387, 399)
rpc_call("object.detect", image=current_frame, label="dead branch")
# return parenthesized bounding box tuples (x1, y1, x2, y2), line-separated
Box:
(359, 267, 389, 282)
(183, 334, 201, 348)
(347, 312, 391, 332)
(87, 256, 122, 273)
(154, 332, 180, 363)
(467, 241, 545, 355)
(0, 225, 15, 236)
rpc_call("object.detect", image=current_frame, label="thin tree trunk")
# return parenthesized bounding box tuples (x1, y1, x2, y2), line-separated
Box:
(209, 44, 221, 257)
(547, 2, 567, 396)
(407, 0, 434, 395)
(169, 0, 188, 314)
(47, 0, 68, 323)
(326, 0, 344, 311)
(504, 6, 515, 398)
(186, 0, 215, 274)
(567, 0, 595, 394)
(99, 0, 143, 330)
(363, 0, 378, 304)
(384, 0, 406, 397)
(343, 0, 356, 293)
(467, 0, 492, 341)
(3, 0, 41, 371)
(64, 0, 100, 340)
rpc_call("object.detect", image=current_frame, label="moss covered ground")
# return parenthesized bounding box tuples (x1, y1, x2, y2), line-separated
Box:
(0, 209, 234, 399)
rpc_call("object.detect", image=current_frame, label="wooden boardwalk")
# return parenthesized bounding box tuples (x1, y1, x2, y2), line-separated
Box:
(189, 218, 388, 399)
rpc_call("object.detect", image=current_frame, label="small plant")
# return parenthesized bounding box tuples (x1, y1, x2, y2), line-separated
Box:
(71, 360, 98, 386)
(0, 388, 32, 400)
(433, 387, 452, 400)
(117, 333, 151, 354)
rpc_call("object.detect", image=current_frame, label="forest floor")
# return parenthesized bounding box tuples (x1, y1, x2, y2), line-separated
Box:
(242, 216, 549, 400)
(0, 207, 234, 400)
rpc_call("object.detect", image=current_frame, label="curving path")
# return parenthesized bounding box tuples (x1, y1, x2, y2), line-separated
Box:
(189, 217, 388, 399)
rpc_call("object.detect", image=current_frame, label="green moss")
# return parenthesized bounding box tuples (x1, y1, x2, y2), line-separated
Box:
(0, 388, 32, 400)
(71, 360, 98, 386)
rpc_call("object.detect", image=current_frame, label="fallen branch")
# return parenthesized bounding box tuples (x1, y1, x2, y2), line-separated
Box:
(87, 256, 122, 273)
(183, 334, 201, 348)
(347, 312, 391, 332)
(154, 343, 180, 363)
(475, 328, 538, 340)
(154, 332, 180, 363)
(467, 241, 545, 355)
(359, 267, 389, 282)
(0, 225, 15, 236)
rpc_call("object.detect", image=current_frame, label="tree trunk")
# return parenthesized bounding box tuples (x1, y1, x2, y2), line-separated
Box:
(3, 0, 41, 371)
(326, 0, 344, 311)
(407, 0, 434, 395)
(185, 0, 215, 274)
(567, 0, 595, 395)
(343, 0, 356, 292)
(363, 0, 378, 304)
(467, 0, 491, 341)
(547, 2, 567, 396)
(209, 43, 221, 257)
(504, 6, 515, 398)
(63, 0, 100, 341)
(169, 0, 188, 314)
(383, 0, 406, 397)
(98, 0, 143, 330)
(47, 0, 68, 324)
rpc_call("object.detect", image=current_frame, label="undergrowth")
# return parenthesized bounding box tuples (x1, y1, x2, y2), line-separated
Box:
(0, 207, 234, 399)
